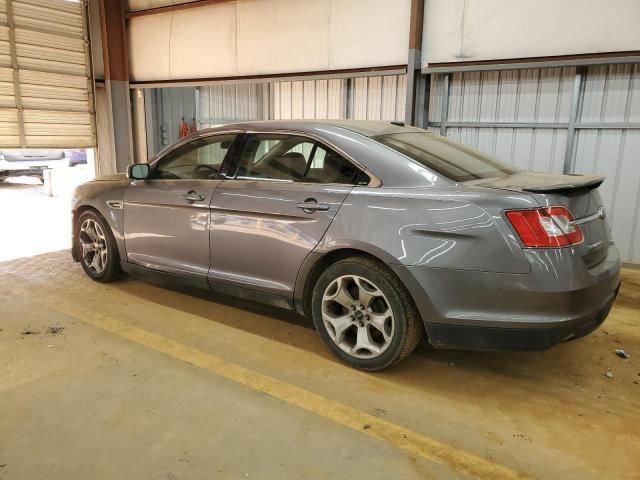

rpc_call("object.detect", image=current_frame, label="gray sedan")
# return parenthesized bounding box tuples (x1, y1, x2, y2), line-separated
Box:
(71, 120, 621, 371)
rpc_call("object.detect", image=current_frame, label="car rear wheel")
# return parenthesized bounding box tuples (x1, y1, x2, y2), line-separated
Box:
(311, 256, 422, 371)
(75, 210, 122, 282)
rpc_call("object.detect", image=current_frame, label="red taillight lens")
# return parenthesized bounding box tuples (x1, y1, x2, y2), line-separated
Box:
(505, 206, 583, 248)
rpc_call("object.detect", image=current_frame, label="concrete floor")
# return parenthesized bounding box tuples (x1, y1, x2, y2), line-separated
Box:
(0, 178, 73, 262)
(1, 182, 639, 479)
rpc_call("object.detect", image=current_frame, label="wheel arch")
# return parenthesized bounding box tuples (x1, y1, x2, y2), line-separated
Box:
(72, 203, 124, 263)
(295, 244, 439, 338)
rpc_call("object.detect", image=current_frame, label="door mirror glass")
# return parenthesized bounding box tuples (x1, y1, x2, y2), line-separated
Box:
(128, 163, 150, 180)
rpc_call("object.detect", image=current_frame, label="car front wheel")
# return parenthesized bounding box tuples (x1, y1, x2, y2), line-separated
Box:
(75, 210, 122, 282)
(311, 256, 422, 371)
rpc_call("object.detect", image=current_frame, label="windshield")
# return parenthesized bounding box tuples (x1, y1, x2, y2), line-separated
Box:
(373, 132, 519, 182)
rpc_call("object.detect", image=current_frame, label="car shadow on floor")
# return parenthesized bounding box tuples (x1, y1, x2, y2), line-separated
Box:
(109, 270, 640, 404)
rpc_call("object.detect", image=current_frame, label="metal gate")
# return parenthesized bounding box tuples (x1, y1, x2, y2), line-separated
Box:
(428, 64, 640, 264)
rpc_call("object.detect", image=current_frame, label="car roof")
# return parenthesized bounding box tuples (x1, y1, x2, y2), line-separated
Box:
(205, 119, 427, 138)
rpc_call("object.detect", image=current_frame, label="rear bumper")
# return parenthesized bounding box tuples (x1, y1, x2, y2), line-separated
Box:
(425, 282, 619, 350)
(395, 243, 621, 351)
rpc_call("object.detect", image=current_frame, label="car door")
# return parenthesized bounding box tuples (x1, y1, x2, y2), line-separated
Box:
(209, 132, 368, 298)
(123, 132, 239, 277)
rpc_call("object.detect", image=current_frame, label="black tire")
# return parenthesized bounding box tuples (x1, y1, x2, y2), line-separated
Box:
(311, 256, 423, 371)
(74, 210, 122, 282)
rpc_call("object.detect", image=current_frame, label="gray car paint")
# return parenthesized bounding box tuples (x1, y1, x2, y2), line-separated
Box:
(71, 120, 621, 350)
(209, 180, 353, 297)
(124, 178, 221, 277)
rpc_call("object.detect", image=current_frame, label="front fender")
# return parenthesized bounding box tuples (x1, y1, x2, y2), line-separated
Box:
(71, 178, 129, 262)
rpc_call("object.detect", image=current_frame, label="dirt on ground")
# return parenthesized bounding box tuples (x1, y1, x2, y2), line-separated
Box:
(0, 250, 638, 479)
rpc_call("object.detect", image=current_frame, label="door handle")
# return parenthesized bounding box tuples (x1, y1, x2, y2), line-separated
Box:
(180, 190, 205, 203)
(296, 200, 330, 213)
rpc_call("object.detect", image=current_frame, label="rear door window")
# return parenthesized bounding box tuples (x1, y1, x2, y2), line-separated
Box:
(234, 134, 315, 181)
(305, 144, 360, 184)
(230, 133, 366, 185)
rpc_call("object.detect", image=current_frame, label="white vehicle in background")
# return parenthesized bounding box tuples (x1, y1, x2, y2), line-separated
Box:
(0, 149, 86, 182)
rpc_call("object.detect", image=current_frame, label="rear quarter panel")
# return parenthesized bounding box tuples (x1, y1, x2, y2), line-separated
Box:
(316, 185, 535, 274)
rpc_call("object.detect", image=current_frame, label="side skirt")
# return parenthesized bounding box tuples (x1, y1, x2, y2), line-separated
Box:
(120, 261, 210, 290)
(119, 261, 295, 311)
(207, 280, 294, 311)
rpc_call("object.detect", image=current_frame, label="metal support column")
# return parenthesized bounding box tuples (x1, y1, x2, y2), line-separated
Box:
(143, 89, 156, 159)
(131, 88, 147, 163)
(95, 0, 133, 173)
(345, 78, 353, 119)
(563, 67, 586, 174)
(439, 73, 450, 136)
(404, 0, 424, 126)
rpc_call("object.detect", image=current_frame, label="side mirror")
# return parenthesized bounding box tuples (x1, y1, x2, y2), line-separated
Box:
(127, 163, 150, 180)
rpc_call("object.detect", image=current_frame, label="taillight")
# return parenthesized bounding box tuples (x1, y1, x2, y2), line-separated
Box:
(505, 206, 583, 248)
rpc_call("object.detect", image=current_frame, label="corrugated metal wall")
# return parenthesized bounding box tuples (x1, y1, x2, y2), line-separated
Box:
(0, 0, 94, 148)
(198, 83, 266, 127)
(573, 64, 640, 264)
(271, 79, 346, 120)
(350, 75, 406, 121)
(428, 64, 640, 264)
(147, 87, 196, 154)
(193, 74, 406, 124)
(270, 74, 406, 121)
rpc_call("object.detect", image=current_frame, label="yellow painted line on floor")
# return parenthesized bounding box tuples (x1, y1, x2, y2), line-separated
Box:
(47, 299, 525, 480)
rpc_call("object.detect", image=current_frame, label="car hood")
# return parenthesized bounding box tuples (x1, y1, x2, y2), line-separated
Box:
(465, 172, 604, 193)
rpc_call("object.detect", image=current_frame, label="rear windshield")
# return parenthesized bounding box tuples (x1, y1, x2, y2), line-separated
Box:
(373, 132, 519, 182)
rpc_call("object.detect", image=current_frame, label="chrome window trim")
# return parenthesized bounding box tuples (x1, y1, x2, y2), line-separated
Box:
(148, 129, 245, 168)
(234, 175, 294, 183)
(147, 127, 382, 187)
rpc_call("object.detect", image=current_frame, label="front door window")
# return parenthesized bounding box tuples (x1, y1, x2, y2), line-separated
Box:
(153, 134, 238, 180)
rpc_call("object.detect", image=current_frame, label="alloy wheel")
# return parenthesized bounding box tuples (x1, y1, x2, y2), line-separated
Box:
(79, 218, 109, 275)
(321, 275, 395, 359)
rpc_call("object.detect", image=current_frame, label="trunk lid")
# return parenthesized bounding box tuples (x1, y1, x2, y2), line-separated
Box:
(467, 172, 611, 267)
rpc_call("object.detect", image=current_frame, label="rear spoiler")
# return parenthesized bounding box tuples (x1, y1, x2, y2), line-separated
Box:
(523, 175, 604, 193)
